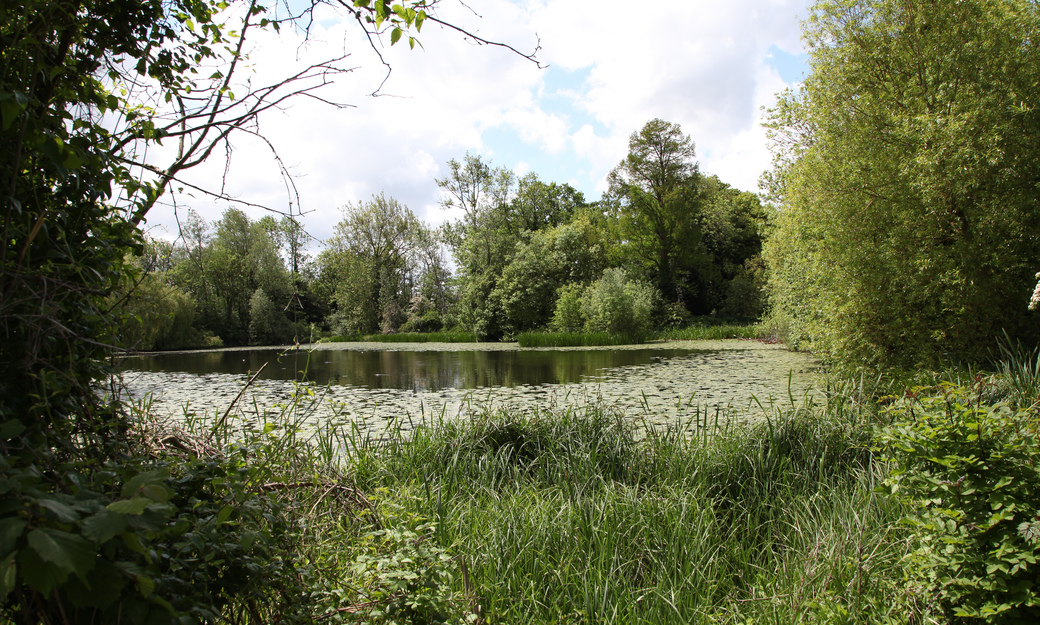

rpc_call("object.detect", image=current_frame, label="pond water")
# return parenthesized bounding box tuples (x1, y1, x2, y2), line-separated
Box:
(116, 340, 820, 435)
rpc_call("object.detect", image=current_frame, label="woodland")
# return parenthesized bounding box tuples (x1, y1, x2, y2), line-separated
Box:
(114, 123, 767, 350)
(3, 0, 1040, 623)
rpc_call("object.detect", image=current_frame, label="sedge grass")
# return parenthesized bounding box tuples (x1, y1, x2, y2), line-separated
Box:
(149, 374, 925, 624)
(322, 330, 479, 343)
(517, 331, 649, 347)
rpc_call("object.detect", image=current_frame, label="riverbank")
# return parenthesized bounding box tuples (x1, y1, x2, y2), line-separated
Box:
(132, 351, 1040, 623)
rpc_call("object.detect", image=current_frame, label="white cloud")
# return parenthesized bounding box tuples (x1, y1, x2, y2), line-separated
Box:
(143, 0, 811, 245)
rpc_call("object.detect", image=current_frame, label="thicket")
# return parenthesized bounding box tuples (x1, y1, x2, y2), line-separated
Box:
(763, 0, 1040, 369)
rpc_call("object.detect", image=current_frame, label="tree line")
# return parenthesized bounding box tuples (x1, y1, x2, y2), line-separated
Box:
(115, 119, 768, 349)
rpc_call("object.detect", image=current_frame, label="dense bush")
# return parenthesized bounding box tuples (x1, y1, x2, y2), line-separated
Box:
(880, 383, 1040, 622)
(580, 268, 660, 334)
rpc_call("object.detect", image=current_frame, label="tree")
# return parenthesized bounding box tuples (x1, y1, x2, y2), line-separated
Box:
(437, 156, 591, 338)
(607, 119, 704, 305)
(693, 176, 767, 317)
(763, 0, 1040, 368)
(490, 212, 608, 336)
(319, 194, 439, 334)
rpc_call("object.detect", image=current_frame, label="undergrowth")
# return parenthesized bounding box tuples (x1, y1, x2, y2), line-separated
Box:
(33, 341, 1038, 624)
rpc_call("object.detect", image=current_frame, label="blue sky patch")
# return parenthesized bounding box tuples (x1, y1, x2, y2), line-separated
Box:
(765, 45, 809, 83)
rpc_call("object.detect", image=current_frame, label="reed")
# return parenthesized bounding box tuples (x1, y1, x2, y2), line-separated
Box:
(657, 322, 767, 341)
(323, 330, 479, 343)
(151, 371, 932, 623)
(517, 331, 648, 347)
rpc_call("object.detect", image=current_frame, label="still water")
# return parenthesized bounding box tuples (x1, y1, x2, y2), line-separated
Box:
(118, 340, 819, 433)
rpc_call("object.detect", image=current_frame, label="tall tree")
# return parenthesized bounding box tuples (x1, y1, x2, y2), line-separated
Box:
(764, 0, 1040, 367)
(320, 194, 439, 334)
(607, 119, 704, 305)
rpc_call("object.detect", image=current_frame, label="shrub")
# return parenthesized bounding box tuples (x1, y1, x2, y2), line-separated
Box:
(550, 283, 586, 333)
(879, 383, 1040, 622)
(581, 268, 659, 335)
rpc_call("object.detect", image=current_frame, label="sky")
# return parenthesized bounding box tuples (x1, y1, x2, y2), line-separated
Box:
(141, 0, 811, 248)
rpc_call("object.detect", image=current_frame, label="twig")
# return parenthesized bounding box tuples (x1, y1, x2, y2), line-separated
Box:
(214, 362, 268, 433)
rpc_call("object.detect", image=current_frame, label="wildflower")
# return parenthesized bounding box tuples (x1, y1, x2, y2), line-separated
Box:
(1031, 272, 1040, 311)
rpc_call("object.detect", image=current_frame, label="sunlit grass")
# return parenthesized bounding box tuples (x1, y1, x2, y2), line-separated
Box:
(517, 331, 649, 347)
(322, 330, 478, 343)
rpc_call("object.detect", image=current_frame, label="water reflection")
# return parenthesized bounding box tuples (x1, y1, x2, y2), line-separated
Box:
(118, 341, 820, 431)
(122, 346, 704, 392)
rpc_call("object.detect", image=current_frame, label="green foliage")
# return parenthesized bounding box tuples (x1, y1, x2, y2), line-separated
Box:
(580, 268, 660, 335)
(879, 383, 1040, 622)
(658, 322, 766, 341)
(323, 331, 477, 344)
(0, 431, 309, 624)
(343, 516, 470, 625)
(317, 194, 445, 337)
(550, 283, 586, 333)
(490, 215, 608, 337)
(607, 119, 703, 304)
(347, 396, 915, 624)
(249, 288, 294, 346)
(437, 155, 591, 340)
(764, 0, 1040, 368)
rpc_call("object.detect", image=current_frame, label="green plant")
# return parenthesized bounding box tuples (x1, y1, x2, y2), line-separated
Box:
(879, 382, 1040, 622)
(330, 511, 470, 625)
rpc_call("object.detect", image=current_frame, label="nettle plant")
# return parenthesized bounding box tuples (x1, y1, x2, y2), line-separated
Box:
(879, 382, 1040, 623)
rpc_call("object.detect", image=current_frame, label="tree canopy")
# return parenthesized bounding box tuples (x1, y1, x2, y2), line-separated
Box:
(764, 0, 1040, 368)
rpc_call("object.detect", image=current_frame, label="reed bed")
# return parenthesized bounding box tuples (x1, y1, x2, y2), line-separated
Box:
(322, 330, 479, 343)
(517, 331, 649, 347)
(657, 323, 767, 341)
(159, 377, 930, 624)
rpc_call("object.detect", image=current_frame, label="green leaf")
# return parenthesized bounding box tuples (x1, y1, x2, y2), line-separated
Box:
(0, 420, 24, 441)
(121, 470, 169, 500)
(0, 92, 27, 131)
(0, 551, 17, 598)
(107, 497, 152, 515)
(81, 509, 127, 544)
(38, 498, 80, 523)
(26, 528, 95, 580)
(390, 27, 402, 45)
(215, 505, 234, 525)
(135, 574, 155, 598)
(18, 543, 66, 595)
(0, 518, 26, 555)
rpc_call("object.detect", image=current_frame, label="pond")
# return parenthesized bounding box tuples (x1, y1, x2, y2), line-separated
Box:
(116, 340, 820, 435)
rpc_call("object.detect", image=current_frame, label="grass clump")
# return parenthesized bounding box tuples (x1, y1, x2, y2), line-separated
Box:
(341, 397, 918, 623)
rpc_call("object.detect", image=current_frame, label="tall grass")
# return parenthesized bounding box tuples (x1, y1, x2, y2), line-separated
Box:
(333, 396, 920, 623)
(517, 331, 648, 347)
(149, 372, 932, 623)
(322, 330, 478, 343)
(658, 322, 767, 341)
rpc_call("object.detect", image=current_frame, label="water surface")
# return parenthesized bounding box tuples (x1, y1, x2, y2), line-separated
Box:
(118, 340, 819, 434)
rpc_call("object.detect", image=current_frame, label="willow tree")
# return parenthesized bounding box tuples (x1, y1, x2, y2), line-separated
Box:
(764, 0, 1040, 367)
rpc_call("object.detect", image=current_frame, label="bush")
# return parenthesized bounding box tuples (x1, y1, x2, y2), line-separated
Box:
(879, 383, 1040, 622)
(581, 268, 659, 335)
(550, 283, 586, 333)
